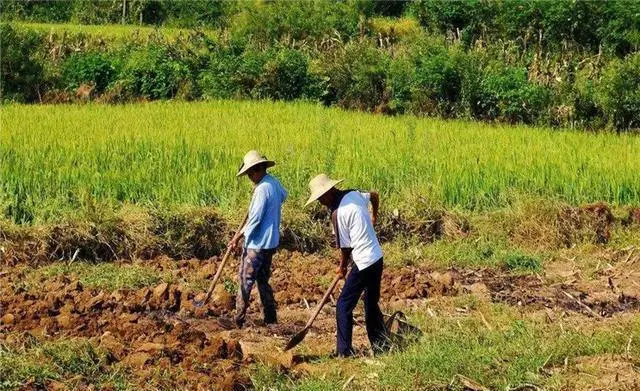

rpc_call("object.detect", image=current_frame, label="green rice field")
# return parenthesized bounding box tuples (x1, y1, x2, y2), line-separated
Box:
(1, 100, 639, 224)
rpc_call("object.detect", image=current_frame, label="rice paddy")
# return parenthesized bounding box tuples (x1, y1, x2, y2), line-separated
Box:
(1, 100, 639, 224)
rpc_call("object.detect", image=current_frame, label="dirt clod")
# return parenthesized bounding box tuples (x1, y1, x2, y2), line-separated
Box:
(2, 250, 639, 389)
(1, 313, 15, 325)
(137, 342, 166, 353)
(122, 352, 152, 368)
(625, 208, 640, 226)
(213, 285, 234, 310)
(463, 283, 490, 301)
(56, 314, 73, 329)
(559, 202, 615, 245)
(100, 332, 126, 360)
(153, 283, 170, 302)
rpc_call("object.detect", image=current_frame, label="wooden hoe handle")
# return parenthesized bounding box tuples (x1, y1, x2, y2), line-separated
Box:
(305, 275, 342, 329)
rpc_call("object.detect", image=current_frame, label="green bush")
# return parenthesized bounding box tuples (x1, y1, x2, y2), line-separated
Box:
(411, 44, 464, 116)
(474, 65, 551, 124)
(1, 0, 73, 23)
(597, 52, 640, 131)
(120, 45, 190, 100)
(162, 0, 236, 28)
(599, 0, 640, 56)
(237, 49, 271, 97)
(197, 48, 242, 100)
(61, 53, 119, 93)
(388, 57, 414, 114)
(232, 0, 360, 43)
(503, 251, 541, 272)
(0, 24, 46, 102)
(321, 42, 390, 111)
(389, 38, 483, 117)
(569, 69, 606, 130)
(409, 0, 499, 46)
(71, 0, 121, 25)
(253, 49, 312, 101)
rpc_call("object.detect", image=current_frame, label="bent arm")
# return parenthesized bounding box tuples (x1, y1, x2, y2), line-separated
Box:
(337, 247, 352, 277)
(369, 191, 379, 224)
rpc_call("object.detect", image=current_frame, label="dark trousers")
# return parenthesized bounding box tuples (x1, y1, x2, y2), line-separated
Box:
(336, 258, 386, 356)
(234, 248, 277, 327)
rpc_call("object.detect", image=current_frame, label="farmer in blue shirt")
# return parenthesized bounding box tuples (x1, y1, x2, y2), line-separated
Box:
(227, 150, 287, 328)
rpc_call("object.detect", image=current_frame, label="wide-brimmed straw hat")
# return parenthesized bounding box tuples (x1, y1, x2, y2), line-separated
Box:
(236, 150, 275, 176)
(305, 174, 344, 207)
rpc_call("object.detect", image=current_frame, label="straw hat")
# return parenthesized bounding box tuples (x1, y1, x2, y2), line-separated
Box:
(305, 174, 344, 206)
(236, 150, 275, 176)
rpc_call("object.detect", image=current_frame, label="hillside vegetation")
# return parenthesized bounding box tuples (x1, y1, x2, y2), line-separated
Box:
(2, 0, 639, 131)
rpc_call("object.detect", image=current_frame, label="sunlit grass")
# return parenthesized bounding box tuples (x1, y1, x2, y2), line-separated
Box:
(0, 338, 131, 390)
(251, 304, 640, 390)
(21, 262, 171, 291)
(1, 100, 639, 225)
(13, 22, 216, 41)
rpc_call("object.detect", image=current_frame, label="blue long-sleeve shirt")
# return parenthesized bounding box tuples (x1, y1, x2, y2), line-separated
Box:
(243, 174, 288, 250)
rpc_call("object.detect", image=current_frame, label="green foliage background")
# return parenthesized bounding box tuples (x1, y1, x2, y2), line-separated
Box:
(1, 0, 639, 131)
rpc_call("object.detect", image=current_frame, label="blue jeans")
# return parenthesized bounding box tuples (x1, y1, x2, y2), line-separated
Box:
(336, 258, 386, 356)
(234, 248, 277, 327)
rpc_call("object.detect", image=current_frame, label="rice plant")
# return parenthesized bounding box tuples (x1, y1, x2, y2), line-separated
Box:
(1, 100, 639, 224)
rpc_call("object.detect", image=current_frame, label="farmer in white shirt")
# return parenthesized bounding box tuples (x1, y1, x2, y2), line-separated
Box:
(306, 174, 387, 357)
(228, 150, 287, 328)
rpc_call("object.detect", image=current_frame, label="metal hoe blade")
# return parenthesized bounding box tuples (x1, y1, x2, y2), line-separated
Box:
(284, 328, 309, 351)
(282, 274, 341, 351)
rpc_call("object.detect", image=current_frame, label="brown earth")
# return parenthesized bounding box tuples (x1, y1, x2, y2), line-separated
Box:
(1, 250, 639, 389)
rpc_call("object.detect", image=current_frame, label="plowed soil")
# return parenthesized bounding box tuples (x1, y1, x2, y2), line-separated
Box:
(1, 250, 639, 390)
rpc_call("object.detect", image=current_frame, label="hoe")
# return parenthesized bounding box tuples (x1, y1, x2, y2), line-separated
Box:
(284, 274, 342, 351)
(194, 212, 248, 307)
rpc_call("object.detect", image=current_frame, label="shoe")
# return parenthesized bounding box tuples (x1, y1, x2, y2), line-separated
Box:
(233, 316, 245, 329)
(329, 350, 353, 359)
(216, 316, 235, 330)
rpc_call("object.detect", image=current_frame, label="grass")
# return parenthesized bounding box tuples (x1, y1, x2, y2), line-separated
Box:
(252, 303, 640, 390)
(1, 101, 639, 226)
(21, 262, 171, 291)
(13, 22, 216, 41)
(0, 338, 131, 391)
(384, 238, 544, 271)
